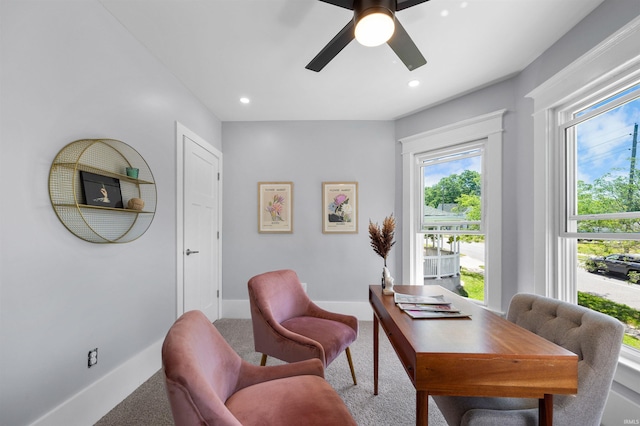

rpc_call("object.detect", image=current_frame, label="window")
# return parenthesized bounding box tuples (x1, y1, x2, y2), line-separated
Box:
(528, 16, 640, 372)
(418, 143, 485, 301)
(560, 82, 640, 352)
(419, 143, 483, 233)
(400, 110, 504, 312)
(563, 83, 640, 238)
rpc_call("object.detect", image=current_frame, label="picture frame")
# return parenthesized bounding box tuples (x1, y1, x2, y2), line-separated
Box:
(80, 171, 124, 209)
(322, 182, 358, 233)
(258, 182, 293, 233)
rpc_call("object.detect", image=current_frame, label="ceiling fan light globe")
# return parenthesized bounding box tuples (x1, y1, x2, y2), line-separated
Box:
(355, 12, 395, 47)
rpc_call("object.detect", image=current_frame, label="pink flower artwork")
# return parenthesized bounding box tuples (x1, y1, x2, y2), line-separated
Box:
(266, 194, 285, 221)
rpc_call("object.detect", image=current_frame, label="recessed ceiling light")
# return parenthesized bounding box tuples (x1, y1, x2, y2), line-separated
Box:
(408, 80, 420, 88)
(460, 2, 468, 8)
(440, 9, 449, 17)
(240, 97, 250, 104)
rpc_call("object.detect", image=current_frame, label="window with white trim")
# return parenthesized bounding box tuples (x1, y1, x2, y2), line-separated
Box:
(528, 16, 640, 371)
(559, 79, 640, 352)
(400, 110, 504, 313)
(418, 142, 486, 301)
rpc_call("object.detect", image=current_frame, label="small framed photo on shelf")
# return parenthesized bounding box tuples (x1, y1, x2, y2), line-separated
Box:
(80, 171, 124, 209)
(258, 182, 293, 233)
(322, 182, 358, 233)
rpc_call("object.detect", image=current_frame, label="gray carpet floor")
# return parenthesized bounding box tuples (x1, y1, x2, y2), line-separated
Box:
(95, 319, 448, 425)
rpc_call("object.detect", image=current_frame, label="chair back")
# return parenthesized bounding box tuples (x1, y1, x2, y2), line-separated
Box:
(507, 293, 624, 424)
(162, 310, 243, 426)
(248, 269, 311, 324)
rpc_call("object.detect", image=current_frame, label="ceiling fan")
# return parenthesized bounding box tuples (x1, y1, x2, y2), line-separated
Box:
(306, 0, 430, 72)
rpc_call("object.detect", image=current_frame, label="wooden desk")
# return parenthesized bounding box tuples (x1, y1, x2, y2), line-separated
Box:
(369, 285, 578, 426)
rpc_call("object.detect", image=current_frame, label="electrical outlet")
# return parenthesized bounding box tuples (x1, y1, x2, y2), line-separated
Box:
(88, 348, 98, 368)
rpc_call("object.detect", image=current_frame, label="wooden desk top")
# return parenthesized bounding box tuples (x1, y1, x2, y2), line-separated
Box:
(369, 285, 578, 398)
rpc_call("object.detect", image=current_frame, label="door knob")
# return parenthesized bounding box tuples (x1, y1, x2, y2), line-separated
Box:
(186, 249, 199, 256)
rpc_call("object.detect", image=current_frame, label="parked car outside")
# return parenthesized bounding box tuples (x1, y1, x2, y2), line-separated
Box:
(586, 253, 640, 279)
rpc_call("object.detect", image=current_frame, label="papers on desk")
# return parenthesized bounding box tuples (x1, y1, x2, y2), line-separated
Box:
(394, 292, 450, 305)
(396, 303, 459, 312)
(403, 310, 471, 319)
(394, 293, 470, 319)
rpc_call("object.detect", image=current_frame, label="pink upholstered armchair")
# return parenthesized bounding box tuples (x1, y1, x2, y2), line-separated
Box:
(248, 269, 359, 385)
(162, 310, 356, 426)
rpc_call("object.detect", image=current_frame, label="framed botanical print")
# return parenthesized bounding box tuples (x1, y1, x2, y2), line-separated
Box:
(322, 182, 358, 233)
(258, 182, 293, 233)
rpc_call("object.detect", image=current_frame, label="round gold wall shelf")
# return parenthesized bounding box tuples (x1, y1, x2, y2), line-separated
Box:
(49, 139, 157, 243)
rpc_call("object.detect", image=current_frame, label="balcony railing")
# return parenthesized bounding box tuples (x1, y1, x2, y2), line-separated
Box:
(424, 249, 459, 279)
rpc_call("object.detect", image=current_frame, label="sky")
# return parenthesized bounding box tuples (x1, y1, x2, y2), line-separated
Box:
(576, 87, 640, 185)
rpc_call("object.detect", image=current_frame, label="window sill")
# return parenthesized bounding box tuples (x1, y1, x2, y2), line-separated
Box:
(617, 348, 640, 395)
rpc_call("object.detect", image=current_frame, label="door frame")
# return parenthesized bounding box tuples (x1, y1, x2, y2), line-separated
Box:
(175, 121, 223, 319)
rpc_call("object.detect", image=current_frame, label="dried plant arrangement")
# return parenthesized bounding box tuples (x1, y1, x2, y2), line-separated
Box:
(368, 214, 396, 267)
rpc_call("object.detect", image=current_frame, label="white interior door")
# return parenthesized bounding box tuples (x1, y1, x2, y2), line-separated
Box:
(180, 128, 221, 322)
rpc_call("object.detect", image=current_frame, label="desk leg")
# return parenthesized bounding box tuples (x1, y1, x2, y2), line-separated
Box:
(539, 394, 553, 426)
(416, 391, 428, 426)
(373, 313, 379, 395)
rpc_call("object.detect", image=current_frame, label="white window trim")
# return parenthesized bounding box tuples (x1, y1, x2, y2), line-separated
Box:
(527, 15, 640, 384)
(400, 109, 505, 313)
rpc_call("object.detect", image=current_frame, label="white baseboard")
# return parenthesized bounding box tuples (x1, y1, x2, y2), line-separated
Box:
(222, 299, 373, 321)
(29, 339, 163, 426)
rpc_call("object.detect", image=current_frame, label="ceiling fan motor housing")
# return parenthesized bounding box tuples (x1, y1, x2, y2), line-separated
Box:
(354, 0, 396, 22)
(306, 0, 428, 71)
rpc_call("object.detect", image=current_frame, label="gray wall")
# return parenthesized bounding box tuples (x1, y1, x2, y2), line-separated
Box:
(221, 121, 397, 302)
(0, 1, 221, 425)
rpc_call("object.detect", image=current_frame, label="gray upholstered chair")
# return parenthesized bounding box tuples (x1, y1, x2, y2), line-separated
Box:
(433, 293, 624, 426)
(162, 310, 357, 426)
(248, 269, 358, 385)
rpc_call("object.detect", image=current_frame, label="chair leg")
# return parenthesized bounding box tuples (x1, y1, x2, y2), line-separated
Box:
(345, 347, 357, 385)
(260, 354, 268, 366)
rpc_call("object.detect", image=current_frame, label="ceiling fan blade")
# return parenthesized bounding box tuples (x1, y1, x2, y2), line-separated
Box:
(396, 0, 431, 12)
(386, 18, 426, 71)
(306, 20, 355, 72)
(319, 0, 354, 10)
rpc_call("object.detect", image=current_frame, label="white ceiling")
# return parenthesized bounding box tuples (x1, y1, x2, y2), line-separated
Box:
(99, 0, 604, 122)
